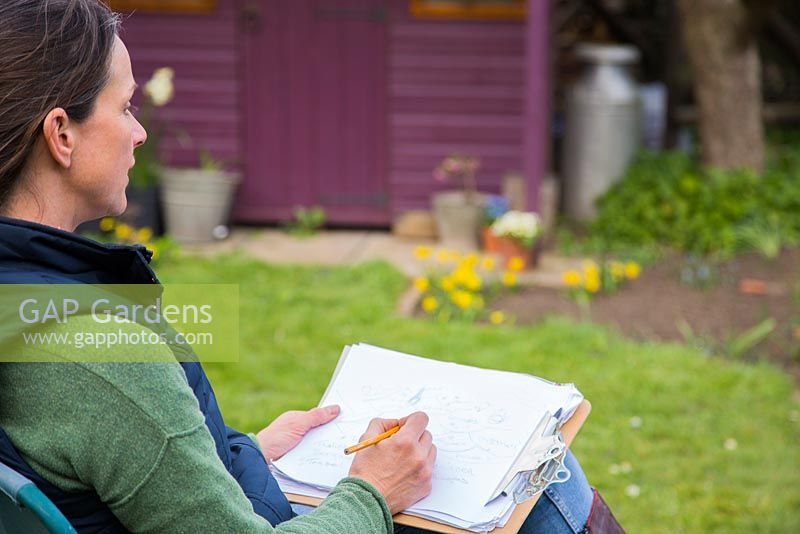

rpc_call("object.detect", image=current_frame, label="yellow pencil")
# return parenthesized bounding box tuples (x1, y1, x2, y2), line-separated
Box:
(344, 425, 401, 455)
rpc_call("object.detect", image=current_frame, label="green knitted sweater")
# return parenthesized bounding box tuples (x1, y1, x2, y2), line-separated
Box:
(0, 321, 393, 533)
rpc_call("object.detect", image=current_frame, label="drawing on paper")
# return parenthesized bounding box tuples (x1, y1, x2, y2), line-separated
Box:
(323, 384, 519, 463)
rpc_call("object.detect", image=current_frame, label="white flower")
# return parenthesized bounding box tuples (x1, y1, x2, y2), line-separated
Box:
(490, 211, 541, 244)
(144, 67, 175, 107)
(723, 438, 738, 451)
(608, 463, 620, 475)
(789, 410, 799, 423)
(629, 416, 643, 429)
(624, 484, 641, 498)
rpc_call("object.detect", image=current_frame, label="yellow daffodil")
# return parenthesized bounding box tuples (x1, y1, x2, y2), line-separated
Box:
(481, 256, 495, 271)
(585, 274, 600, 293)
(489, 310, 505, 325)
(452, 266, 478, 288)
(421, 296, 439, 313)
(625, 262, 641, 280)
(440, 276, 455, 292)
(413, 276, 429, 292)
(507, 256, 525, 272)
(137, 227, 153, 243)
(114, 223, 133, 240)
(583, 260, 599, 277)
(413, 246, 431, 260)
(99, 217, 115, 232)
(501, 271, 517, 287)
(450, 290, 473, 310)
(562, 270, 581, 288)
(464, 273, 481, 292)
(461, 253, 479, 269)
(610, 261, 625, 280)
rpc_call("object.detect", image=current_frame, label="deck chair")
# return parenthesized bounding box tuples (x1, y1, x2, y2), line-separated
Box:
(0, 461, 76, 534)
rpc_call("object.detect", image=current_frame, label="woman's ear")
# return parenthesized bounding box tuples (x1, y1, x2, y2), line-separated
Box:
(41, 108, 75, 169)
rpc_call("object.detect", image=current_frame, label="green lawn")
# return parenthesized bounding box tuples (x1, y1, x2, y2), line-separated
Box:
(158, 253, 800, 533)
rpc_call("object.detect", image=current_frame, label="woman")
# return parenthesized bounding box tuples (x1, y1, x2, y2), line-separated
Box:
(0, 1, 619, 532)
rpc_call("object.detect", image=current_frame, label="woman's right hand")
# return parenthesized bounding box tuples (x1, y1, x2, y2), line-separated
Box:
(348, 412, 436, 515)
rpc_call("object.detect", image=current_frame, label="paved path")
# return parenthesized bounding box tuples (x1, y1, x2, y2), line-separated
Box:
(184, 228, 585, 288)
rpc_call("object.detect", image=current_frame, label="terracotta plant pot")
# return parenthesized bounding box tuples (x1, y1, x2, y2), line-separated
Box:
(481, 227, 501, 253)
(492, 234, 540, 270)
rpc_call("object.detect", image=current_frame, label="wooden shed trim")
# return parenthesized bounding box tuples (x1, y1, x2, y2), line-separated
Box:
(106, 0, 217, 14)
(410, 0, 525, 21)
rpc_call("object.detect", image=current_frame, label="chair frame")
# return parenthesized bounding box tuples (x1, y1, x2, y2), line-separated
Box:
(0, 462, 76, 534)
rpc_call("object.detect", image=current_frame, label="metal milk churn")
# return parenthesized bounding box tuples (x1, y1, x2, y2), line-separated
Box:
(562, 44, 641, 221)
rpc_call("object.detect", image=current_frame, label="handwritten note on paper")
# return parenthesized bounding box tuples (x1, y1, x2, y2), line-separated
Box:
(273, 344, 583, 525)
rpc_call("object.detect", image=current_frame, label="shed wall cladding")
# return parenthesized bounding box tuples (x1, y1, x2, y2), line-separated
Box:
(120, 3, 242, 170)
(388, 1, 526, 215)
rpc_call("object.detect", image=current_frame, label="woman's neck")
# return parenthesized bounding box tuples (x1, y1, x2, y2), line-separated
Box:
(2, 181, 83, 232)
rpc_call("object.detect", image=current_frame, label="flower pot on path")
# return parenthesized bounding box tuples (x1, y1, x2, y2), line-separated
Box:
(482, 230, 540, 270)
(495, 235, 540, 269)
(431, 191, 486, 250)
(481, 227, 500, 253)
(160, 168, 240, 244)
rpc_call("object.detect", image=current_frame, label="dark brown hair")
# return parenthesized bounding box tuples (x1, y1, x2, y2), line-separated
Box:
(0, 0, 120, 208)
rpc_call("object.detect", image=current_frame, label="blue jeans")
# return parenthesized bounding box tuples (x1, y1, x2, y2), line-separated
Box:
(292, 450, 594, 534)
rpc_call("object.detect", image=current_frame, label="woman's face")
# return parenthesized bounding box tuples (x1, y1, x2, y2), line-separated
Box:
(70, 36, 147, 219)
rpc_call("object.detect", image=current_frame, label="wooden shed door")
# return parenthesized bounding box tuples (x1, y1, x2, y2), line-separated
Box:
(236, 0, 390, 225)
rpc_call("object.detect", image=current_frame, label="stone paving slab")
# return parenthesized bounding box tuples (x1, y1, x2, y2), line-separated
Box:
(184, 227, 586, 288)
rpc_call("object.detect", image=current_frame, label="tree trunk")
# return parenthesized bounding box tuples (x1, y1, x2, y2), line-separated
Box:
(676, 0, 764, 173)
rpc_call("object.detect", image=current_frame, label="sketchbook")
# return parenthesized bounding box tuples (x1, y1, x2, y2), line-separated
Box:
(271, 343, 585, 533)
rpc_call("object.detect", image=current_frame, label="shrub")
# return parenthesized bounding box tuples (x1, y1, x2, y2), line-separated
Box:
(589, 150, 800, 256)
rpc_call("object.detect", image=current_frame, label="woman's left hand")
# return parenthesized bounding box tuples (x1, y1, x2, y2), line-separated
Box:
(256, 405, 341, 461)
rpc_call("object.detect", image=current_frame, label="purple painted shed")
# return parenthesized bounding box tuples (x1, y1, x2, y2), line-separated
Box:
(118, 0, 549, 226)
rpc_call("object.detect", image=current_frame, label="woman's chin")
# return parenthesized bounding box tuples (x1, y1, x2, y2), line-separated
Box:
(107, 196, 128, 217)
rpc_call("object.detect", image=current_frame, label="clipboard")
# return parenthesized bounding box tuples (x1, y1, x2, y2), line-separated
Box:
(285, 399, 591, 533)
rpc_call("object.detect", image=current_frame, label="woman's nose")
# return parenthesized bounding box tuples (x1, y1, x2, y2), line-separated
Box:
(133, 117, 148, 148)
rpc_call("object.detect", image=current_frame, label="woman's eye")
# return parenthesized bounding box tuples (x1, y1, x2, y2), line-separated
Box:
(125, 104, 140, 115)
